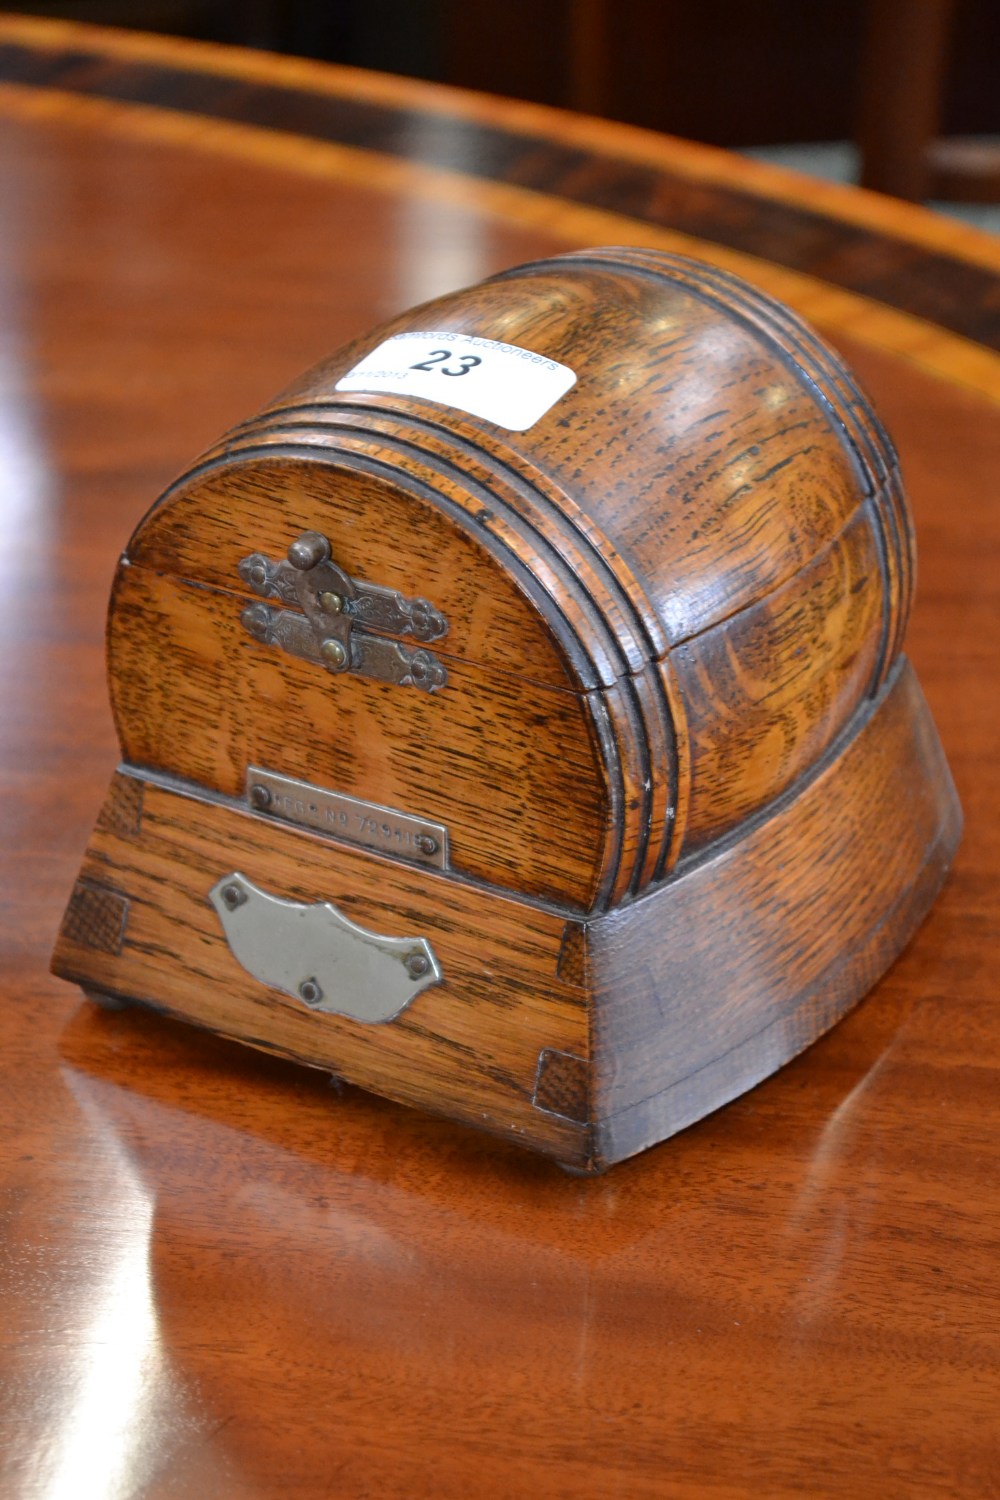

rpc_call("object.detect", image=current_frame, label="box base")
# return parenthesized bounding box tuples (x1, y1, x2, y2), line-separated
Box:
(52, 659, 960, 1171)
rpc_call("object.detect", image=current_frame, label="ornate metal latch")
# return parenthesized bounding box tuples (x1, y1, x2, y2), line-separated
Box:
(238, 531, 448, 692)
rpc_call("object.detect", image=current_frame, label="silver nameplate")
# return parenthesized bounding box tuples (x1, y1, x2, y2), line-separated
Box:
(245, 767, 449, 870)
(209, 872, 442, 1023)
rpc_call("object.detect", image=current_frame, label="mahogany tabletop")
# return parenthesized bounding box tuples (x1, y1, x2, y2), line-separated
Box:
(1, 15, 998, 1499)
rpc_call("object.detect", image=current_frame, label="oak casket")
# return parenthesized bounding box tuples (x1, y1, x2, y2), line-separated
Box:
(52, 247, 962, 1171)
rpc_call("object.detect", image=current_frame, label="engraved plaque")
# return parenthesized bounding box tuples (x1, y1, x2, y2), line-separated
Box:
(246, 767, 449, 870)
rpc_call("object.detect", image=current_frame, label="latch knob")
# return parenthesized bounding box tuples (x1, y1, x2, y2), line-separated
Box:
(287, 531, 331, 571)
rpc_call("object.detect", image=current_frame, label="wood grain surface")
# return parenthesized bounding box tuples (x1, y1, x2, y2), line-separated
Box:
(52, 774, 591, 1166)
(591, 660, 961, 1166)
(108, 543, 610, 909)
(2, 16, 999, 1500)
(60, 239, 955, 1168)
(109, 246, 917, 910)
(50, 660, 959, 1175)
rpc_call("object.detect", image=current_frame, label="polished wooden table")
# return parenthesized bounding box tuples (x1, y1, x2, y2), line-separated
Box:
(1, 16, 998, 1498)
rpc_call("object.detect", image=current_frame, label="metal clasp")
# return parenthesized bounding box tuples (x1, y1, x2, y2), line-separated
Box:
(238, 531, 448, 692)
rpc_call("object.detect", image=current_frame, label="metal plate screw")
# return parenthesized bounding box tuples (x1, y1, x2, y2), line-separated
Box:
(320, 638, 348, 669)
(415, 834, 438, 856)
(221, 882, 247, 910)
(298, 977, 324, 1006)
(405, 953, 430, 980)
(249, 783, 273, 810)
(319, 591, 344, 614)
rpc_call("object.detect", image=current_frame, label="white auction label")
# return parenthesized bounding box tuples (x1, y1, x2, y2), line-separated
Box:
(334, 331, 577, 432)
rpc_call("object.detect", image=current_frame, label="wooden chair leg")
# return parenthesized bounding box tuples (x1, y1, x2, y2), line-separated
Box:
(569, 0, 612, 115)
(928, 136, 1000, 202)
(857, 0, 956, 200)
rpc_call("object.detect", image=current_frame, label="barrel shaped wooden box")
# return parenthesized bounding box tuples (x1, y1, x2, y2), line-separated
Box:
(52, 248, 961, 1172)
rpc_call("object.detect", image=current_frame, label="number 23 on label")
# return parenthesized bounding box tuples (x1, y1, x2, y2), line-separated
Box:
(410, 349, 482, 378)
